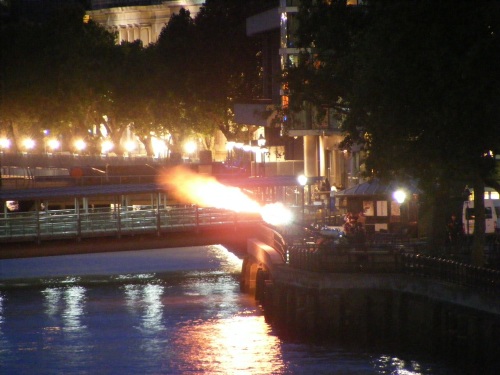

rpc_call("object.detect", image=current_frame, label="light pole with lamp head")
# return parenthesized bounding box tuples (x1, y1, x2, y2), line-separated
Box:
(298, 174, 308, 224)
(393, 189, 407, 234)
(184, 141, 197, 162)
(74, 139, 86, 155)
(463, 185, 472, 236)
(257, 134, 266, 177)
(0, 138, 10, 188)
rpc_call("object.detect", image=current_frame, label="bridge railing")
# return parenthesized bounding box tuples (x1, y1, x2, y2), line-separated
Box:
(287, 244, 500, 294)
(0, 205, 262, 243)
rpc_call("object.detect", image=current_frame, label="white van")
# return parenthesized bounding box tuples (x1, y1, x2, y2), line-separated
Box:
(462, 199, 500, 235)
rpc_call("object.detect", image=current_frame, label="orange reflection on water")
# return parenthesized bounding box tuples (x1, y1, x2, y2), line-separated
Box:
(171, 314, 285, 375)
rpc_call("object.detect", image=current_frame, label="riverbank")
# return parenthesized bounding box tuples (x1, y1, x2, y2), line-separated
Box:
(0, 226, 259, 260)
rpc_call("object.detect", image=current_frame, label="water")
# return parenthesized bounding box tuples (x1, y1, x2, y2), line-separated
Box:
(0, 245, 459, 374)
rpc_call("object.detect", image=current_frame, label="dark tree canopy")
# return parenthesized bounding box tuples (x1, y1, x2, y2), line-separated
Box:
(285, 0, 500, 263)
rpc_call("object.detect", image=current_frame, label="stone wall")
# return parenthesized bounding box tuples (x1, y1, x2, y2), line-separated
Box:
(253, 267, 500, 370)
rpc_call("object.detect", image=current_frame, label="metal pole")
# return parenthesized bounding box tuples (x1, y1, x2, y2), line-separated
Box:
(262, 151, 266, 177)
(35, 199, 41, 244)
(156, 192, 161, 236)
(302, 186, 305, 223)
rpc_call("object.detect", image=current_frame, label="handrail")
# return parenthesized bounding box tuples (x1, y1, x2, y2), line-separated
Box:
(0, 205, 262, 244)
(401, 253, 500, 294)
(286, 243, 500, 294)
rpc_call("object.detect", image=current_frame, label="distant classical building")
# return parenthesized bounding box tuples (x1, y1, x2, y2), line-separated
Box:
(87, 0, 204, 45)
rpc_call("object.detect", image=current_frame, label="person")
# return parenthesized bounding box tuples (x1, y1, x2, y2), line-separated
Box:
(357, 209, 366, 226)
(323, 178, 331, 192)
(446, 213, 463, 254)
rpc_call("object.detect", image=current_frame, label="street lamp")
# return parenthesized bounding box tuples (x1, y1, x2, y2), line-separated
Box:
(298, 174, 308, 223)
(74, 139, 86, 154)
(151, 137, 167, 159)
(47, 139, 60, 153)
(124, 140, 136, 157)
(184, 141, 197, 161)
(22, 138, 35, 154)
(393, 189, 407, 205)
(257, 134, 266, 147)
(257, 134, 266, 177)
(101, 140, 113, 155)
(0, 138, 10, 188)
(393, 189, 407, 232)
(0, 138, 10, 151)
(463, 185, 472, 236)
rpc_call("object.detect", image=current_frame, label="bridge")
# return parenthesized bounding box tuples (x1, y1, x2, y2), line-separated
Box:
(1, 172, 500, 370)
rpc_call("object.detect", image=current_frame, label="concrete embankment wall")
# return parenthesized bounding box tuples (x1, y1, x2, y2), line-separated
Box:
(242, 239, 500, 371)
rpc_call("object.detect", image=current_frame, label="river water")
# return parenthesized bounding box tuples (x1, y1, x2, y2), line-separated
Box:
(0, 245, 461, 374)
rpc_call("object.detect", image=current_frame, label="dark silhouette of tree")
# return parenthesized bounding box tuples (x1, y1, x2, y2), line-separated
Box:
(285, 0, 500, 265)
(0, 3, 118, 153)
(155, 1, 263, 150)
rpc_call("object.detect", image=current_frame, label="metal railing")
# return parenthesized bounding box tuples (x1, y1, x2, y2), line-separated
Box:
(286, 243, 500, 294)
(402, 253, 500, 294)
(0, 205, 262, 243)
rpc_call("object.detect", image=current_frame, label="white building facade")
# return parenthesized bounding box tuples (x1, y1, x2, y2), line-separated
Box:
(87, 1, 204, 45)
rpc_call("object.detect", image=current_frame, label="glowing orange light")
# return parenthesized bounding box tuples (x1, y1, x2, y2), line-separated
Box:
(158, 166, 293, 225)
(171, 315, 285, 374)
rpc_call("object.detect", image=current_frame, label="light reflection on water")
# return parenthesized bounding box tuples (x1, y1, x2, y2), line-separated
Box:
(171, 314, 285, 374)
(0, 245, 458, 374)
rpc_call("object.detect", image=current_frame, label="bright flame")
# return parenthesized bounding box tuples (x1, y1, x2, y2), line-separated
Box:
(158, 166, 293, 225)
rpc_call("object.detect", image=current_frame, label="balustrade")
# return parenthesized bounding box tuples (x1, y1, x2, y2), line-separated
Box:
(0, 205, 262, 243)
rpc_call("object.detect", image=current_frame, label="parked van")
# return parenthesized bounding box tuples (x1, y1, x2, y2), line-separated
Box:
(462, 199, 500, 235)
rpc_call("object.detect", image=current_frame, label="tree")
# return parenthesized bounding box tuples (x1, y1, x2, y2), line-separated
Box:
(349, 0, 500, 264)
(0, 3, 119, 153)
(285, 0, 500, 265)
(154, 1, 263, 154)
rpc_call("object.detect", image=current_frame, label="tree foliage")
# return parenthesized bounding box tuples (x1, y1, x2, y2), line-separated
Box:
(1, 0, 264, 157)
(0, 3, 118, 152)
(286, 0, 500, 264)
(155, 0, 263, 147)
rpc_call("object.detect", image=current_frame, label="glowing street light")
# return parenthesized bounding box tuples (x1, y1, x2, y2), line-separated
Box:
(47, 139, 60, 152)
(257, 134, 267, 177)
(184, 141, 196, 154)
(151, 137, 167, 158)
(393, 189, 407, 229)
(22, 138, 35, 151)
(184, 141, 197, 160)
(74, 139, 86, 153)
(0, 138, 9, 188)
(124, 140, 136, 156)
(0, 138, 11, 151)
(101, 139, 113, 154)
(393, 189, 407, 205)
(257, 134, 266, 147)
